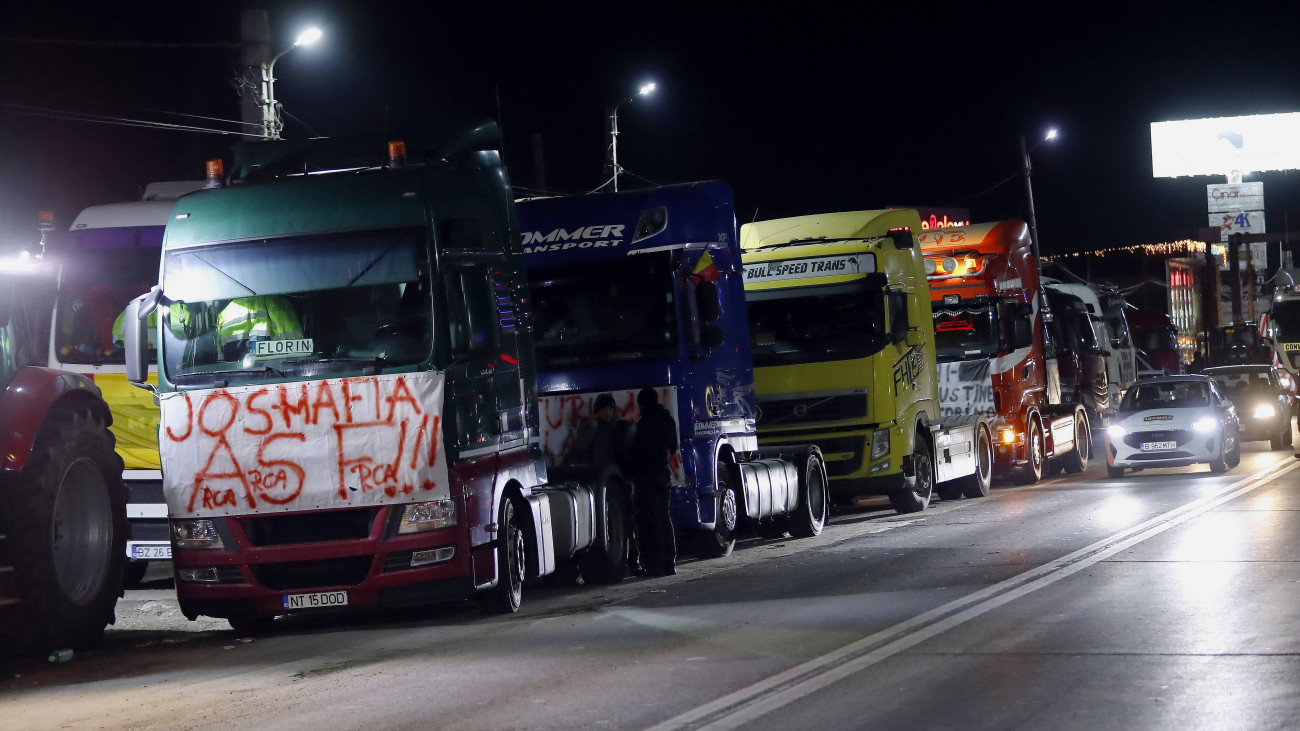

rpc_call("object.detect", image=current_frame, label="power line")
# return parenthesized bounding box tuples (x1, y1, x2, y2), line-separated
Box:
(0, 103, 261, 137)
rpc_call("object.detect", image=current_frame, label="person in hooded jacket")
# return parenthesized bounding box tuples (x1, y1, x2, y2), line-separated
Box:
(628, 387, 679, 576)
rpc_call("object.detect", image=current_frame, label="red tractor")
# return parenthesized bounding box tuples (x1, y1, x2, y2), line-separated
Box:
(0, 262, 126, 661)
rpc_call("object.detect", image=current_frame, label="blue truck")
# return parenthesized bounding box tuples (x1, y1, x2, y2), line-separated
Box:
(519, 182, 829, 566)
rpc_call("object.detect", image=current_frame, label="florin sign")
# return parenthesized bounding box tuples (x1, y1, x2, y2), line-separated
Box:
(159, 371, 449, 518)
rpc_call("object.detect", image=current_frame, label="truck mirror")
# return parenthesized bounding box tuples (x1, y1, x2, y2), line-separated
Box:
(124, 295, 149, 384)
(905, 328, 924, 348)
(701, 324, 725, 349)
(696, 280, 721, 322)
(887, 229, 914, 249)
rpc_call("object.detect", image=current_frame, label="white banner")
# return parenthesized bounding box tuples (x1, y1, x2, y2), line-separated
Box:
(1206, 182, 1264, 213)
(937, 360, 996, 426)
(743, 253, 875, 285)
(160, 371, 450, 518)
(539, 388, 685, 486)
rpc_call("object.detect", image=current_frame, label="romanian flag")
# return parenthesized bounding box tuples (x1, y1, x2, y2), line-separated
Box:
(691, 251, 720, 282)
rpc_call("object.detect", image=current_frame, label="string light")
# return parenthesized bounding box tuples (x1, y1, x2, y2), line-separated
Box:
(1042, 239, 1226, 265)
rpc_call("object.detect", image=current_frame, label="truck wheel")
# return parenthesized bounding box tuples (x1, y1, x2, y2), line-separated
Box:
(0, 411, 125, 658)
(480, 497, 526, 613)
(889, 440, 933, 514)
(788, 451, 828, 538)
(1013, 419, 1045, 485)
(581, 478, 629, 584)
(691, 466, 738, 559)
(1062, 413, 1091, 474)
(958, 424, 994, 499)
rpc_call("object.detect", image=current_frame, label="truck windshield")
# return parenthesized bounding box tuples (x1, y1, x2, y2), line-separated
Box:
(529, 252, 678, 367)
(933, 304, 999, 361)
(160, 226, 433, 386)
(55, 226, 164, 365)
(1058, 311, 1099, 352)
(1272, 300, 1300, 342)
(746, 281, 886, 367)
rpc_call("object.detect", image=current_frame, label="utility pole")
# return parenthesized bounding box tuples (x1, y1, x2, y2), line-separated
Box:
(239, 10, 272, 139)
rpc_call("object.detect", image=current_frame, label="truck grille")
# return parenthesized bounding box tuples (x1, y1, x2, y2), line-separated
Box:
(241, 508, 378, 547)
(1122, 429, 1193, 448)
(252, 556, 373, 591)
(757, 394, 867, 427)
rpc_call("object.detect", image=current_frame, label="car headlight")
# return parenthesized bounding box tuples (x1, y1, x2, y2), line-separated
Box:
(1107, 424, 1127, 438)
(398, 499, 458, 534)
(1192, 417, 1218, 433)
(871, 429, 890, 460)
(1253, 404, 1277, 419)
(171, 519, 223, 549)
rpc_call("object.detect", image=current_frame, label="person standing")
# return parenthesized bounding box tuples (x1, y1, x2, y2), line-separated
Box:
(629, 387, 678, 576)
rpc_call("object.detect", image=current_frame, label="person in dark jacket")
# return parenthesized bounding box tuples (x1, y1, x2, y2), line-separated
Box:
(629, 387, 679, 576)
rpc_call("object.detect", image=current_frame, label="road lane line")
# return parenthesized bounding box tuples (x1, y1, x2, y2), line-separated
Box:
(648, 457, 1300, 731)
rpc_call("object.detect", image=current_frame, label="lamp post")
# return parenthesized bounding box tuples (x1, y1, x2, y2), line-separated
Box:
(262, 27, 322, 139)
(1021, 127, 1057, 268)
(608, 82, 656, 192)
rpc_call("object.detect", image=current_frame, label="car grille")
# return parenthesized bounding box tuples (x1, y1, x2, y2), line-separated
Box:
(241, 508, 379, 547)
(757, 394, 867, 427)
(1123, 429, 1193, 449)
(1131, 451, 1194, 460)
(252, 556, 373, 591)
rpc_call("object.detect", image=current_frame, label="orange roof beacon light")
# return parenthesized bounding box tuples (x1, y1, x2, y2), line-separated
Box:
(205, 158, 225, 189)
(388, 140, 407, 169)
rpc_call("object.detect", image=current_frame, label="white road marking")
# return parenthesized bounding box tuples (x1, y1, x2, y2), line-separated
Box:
(647, 457, 1300, 731)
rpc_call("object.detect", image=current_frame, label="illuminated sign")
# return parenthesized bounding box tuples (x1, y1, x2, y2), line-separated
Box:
(1151, 113, 1300, 178)
(893, 207, 972, 230)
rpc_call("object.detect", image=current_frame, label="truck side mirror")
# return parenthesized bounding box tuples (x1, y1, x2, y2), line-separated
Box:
(125, 286, 161, 385)
(701, 324, 725, 348)
(696, 280, 721, 322)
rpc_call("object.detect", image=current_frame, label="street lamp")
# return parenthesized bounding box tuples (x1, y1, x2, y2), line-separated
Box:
(608, 82, 656, 192)
(262, 27, 323, 139)
(1021, 127, 1058, 270)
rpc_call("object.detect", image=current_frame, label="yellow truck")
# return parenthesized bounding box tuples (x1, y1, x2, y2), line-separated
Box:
(741, 209, 991, 513)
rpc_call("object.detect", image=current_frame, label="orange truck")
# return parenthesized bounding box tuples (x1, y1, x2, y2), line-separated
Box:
(919, 221, 1090, 484)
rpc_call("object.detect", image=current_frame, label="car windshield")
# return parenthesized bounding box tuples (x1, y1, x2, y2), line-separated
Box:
(1121, 381, 1210, 411)
(933, 304, 999, 361)
(160, 226, 433, 386)
(746, 280, 887, 367)
(54, 225, 164, 365)
(528, 252, 678, 367)
(1208, 370, 1273, 395)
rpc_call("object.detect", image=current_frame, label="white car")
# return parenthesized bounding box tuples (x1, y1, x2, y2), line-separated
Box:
(1105, 375, 1241, 477)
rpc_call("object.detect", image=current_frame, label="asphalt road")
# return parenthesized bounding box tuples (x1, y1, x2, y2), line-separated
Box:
(3, 434, 1298, 730)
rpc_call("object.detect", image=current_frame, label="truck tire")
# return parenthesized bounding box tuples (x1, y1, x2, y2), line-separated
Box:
(1013, 418, 1045, 485)
(1062, 412, 1091, 474)
(958, 424, 994, 499)
(889, 439, 933, 514)
(581, 477, 630, 584)
(0, 410, 125, 659)
(788, 450, 828, 538)
(691, 466, 738, 559)
(479, 497, 526, 614)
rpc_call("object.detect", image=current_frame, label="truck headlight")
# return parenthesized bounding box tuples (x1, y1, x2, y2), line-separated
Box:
(171, 519, 223, 549)
(398, 500, 458, 534)
(1253, 404, 1276, 419)
(871, 429, 890, 460)
(1192, 417, 1217, 433)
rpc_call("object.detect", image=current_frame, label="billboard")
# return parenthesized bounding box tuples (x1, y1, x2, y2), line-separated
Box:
(1152, 113, 1300, 178)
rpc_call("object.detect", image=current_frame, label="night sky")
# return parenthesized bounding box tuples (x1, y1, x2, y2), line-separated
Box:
(4, 1, 1300, 266)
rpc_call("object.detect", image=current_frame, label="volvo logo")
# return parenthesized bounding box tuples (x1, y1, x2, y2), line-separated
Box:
(793, 403, 808, 417)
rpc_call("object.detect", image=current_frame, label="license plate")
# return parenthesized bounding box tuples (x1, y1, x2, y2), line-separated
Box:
(282, 591, 348, 610)
(1141, 441, 1177, 451)
(129, 542, 172, 560)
